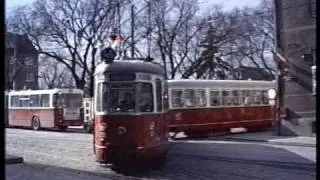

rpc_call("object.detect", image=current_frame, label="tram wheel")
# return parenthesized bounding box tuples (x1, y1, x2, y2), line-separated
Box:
(32, 117, 41, 131)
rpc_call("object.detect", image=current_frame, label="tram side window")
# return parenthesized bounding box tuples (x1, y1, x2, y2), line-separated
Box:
(171, 90, 184, 108)
(139, 83, 154, 112)
(96, 83, 108, 112)
(10, 96, 20, 107)
(252, 90, 262, 105)
(163, 82, 169, 111)
(155, 79, 162, 112)
(232, 90, 241, 105)
(40, 94, 50, 107)
(222, 91, 232, 106)
(30, 95, 40, 107)
(243, 90, 252, 105)
(184, 89, 196, 107)
(196, 90, 207, 107)
(262, 90, 269, 104)
(210, 90, 221, 106)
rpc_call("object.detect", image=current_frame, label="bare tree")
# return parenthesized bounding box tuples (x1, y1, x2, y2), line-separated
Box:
(38, 55, 75, 89)
(7, 0, 127, 95)
(182, 5, 241, 79)
(135, 0, 204, 79)
(183, 0, 276, 80)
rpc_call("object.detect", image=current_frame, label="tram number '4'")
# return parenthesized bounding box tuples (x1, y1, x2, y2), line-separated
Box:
(175, 112, 182, 121)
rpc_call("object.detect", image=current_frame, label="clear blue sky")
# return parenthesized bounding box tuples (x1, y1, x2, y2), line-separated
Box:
(6, 0, 260, 14)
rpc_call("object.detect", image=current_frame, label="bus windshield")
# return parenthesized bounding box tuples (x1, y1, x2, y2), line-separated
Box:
(54, 93, 83, 108)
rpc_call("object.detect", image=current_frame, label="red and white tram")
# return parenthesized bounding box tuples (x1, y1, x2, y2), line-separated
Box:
(167, 79, 277, 136)
(7, 89, 84, 131)
(93, 49, 169, 165)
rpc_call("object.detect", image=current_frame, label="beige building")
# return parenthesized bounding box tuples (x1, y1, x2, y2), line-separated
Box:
(274, 0, 316, 136)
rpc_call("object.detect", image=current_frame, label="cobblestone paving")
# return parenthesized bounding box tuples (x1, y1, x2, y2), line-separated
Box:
(6, 128, 316, 180)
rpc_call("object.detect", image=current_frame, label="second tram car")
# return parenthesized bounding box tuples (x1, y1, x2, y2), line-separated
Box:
(167, 79, 277, 136)
(93, 57, 169, 165)
(7, 89, 84, 131)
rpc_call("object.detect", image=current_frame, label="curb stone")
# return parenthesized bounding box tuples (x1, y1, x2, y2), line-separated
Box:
(223, 137, 316, 147)
(6, 155, 24, 164)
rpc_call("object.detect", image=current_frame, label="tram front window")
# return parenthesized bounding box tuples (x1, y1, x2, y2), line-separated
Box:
(109, 83, 136, 112)
(108, 82, 154, 113)
(138, 83, 153, 112)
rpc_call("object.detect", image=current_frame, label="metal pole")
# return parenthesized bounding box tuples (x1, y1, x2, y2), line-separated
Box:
(90, 48, 97, 98)
(147, 0, 151, 58)
(131, 4, 135, 58)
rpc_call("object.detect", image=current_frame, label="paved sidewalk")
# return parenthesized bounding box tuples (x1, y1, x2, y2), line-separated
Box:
(6, 163, 114, 180)
(221, 131, 316, 147)
(6, 155, 24, 164)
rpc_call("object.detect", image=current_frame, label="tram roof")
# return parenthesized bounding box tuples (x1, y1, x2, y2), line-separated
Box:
(95, 60, 165, 76)
(168, 79, 276, 89)
(6, 88, 83, 96)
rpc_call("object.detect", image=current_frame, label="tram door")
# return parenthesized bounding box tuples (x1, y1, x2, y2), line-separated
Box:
(155, 78, 167, 140)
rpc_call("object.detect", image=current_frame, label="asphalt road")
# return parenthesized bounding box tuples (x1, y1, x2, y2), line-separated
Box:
(5, 128, 316, 180)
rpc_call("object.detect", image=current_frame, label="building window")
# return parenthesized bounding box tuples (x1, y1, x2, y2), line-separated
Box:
(25, 57, 34, 66)
(9, 57, 15, 64)
(26, 73, 35, 82)
(310, 0, 316, 18)
(6, 48, 14, 56)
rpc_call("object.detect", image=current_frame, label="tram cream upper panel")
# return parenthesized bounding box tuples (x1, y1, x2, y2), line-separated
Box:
(168, 79, 276, 90)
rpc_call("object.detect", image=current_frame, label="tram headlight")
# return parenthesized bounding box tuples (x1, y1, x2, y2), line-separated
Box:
(267, 89, 277, 99)
(117, 126, 127, 136)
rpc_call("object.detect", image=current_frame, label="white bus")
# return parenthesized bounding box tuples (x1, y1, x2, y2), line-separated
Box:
(7, 89, 84, 131)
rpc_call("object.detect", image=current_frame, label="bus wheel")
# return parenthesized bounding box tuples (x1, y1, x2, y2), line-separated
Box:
(32, 117, 41, 131)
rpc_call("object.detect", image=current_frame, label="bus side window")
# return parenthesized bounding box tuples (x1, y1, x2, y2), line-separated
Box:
(20, 96, 30, 107)
(262, 90, 269, 104)
(184, 89, 196, 107)
(171, 89, 183, 108)
(40, 94, 50, 107)
(210, 90, 221, 106)
(10, 95, 19, 107)
(30, 95, 40, 107)
(222, 91, 232, 106)
(196, 90, 207, 107)
(243, 90, 252, 105)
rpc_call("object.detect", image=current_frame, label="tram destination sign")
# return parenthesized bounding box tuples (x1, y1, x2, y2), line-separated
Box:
(109, 73, 136, 81)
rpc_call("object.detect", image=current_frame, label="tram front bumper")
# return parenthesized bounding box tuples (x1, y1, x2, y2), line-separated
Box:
(95, 143, 168, 164)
